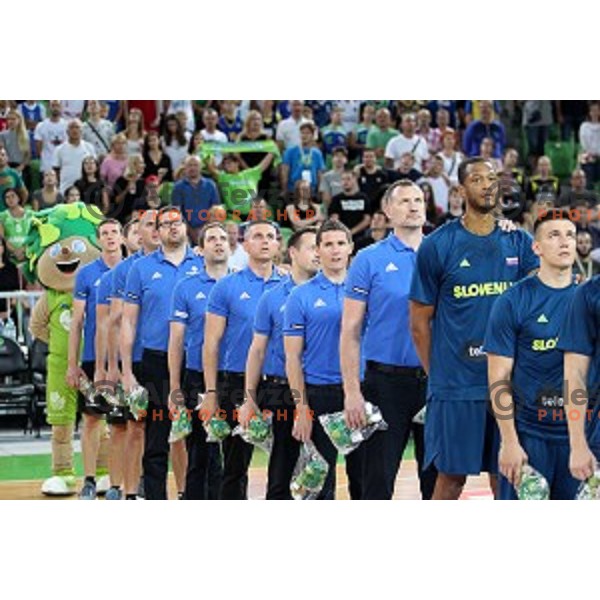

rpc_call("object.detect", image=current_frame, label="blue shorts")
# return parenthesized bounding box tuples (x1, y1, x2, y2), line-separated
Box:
(499, 431, 580, 500)
(425, 398, 499, 476)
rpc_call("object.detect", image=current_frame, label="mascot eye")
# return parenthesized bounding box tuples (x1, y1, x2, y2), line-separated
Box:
(71, 240, 86, 253)
(49, 243, 62, 258)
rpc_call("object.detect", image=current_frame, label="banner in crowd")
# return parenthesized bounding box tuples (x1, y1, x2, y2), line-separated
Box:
(198, 140, 282, 165)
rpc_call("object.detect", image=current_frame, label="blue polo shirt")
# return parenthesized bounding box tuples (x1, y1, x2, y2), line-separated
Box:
(96, 268, 114, 307)
(462, 119, 506, 158)
(172, 177, 220, 228)
(284, 271, 352, 385)
(170, 270, 225, 372)
(282, 145, 325, 192)
(73, 257, 111, 362)
(557, 276, 600, 450)
(409, 220, 539, 402)
(254, 276, 297, 378)
(124, 247, 203, 352)
(484, 276, 576, 442)
(207, 266, 282, 373)
(346, 233, 420, 367)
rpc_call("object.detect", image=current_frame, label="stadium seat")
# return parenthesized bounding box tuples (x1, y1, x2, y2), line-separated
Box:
(544, 139, 576, 179)
(29, 339, 48, 437)
(0, 336, 35, 432)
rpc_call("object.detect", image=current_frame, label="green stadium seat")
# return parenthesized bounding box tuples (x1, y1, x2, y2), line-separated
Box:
(544, 139, 575, 179)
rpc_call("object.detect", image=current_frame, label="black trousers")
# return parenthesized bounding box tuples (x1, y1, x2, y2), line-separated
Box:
(362, 363, 437, 500)
(218, 371, 254, 500)
(182, 369, 223, 500)
(141, 349, 171, 500)
(306, 384, 364, 500)
(260, 378, 300, 500)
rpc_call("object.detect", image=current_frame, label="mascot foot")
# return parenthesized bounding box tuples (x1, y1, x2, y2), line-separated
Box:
(41, 475, 77, 496)
(96, 474, 110, 496)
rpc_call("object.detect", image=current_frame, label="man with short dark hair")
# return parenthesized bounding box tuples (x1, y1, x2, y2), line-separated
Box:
(366, 108, 398, 166)
(384, 113, 429, 172)
(462, 101, 506, 158)
(353, 210, 390, 253)
(354, 148, 388, 212)
(329, 169, 372, 243)
(319, 147, 348, 206)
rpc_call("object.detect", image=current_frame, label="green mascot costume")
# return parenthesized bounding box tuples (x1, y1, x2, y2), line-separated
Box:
(25, 203, 107, 496)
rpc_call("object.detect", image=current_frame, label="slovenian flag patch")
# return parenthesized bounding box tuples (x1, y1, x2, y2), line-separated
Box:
(506, 257, 519, 266)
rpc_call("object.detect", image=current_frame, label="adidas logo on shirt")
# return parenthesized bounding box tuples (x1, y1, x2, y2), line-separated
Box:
(187, 266, 199, 275)
(537, 314, 549, 324)
(280, 304, 286, 312)
(195, 291, 206, 300)
(460, 259, 471, 268)
(152, 272, 162, 280)
(385, 262, 399, 272)
(314, 298, 327, 308)
(240, 291, 251, 300)
(94, 278, 101, 287)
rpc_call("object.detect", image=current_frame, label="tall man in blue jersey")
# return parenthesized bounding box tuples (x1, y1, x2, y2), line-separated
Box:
(238, 227, 320, 499)
(485, 212, 579, 499)
(168, 222, 230, 500)
(113, 210, 161, 499)
(284, 220, 364, 500)
(342, 180, 437, 500)
(121, 206, 203, 500)
(410, 157, 539, 500)
(66, 219, 124, 500)
(200, 221, 282, 500)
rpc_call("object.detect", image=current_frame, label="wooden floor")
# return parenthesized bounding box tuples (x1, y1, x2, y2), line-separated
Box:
(0, 460, 492, 500)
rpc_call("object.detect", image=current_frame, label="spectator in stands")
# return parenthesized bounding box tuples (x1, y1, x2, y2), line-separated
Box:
(463, 100, 501, 125)
(479, 137, 503, 172)
(571, 200, 600, 249)
(259, 100, 279, 139)
(353, 209, 390, 253)
(188, 131, 204, 156)
(385, 113, 429, 172)
(320, 147, 347, 206)
(522, 100, 554, 168)
(559, 168, 597, 208)
(124, 108, 146, 155)
(573, 230, 600, 281)
(60, 100, 85, 122)
(53, 119, 96, 194)
(63, 185, 81, 204)
(420, 181, 441, 233)
(133, 175, 163, 213)
(0, 148, 28, 209)
(32, 170, 64, 211)
(0, 111, 30, 182)
(166, 100, 195, 133)
(34, 100, 67, 176)
(218, 101, 243, 141)
(526, 155, 560, 204)
(286, 179, 325, 230)
(350, 104, 376, 162)
(427, 101, 458, 128)
(238, 110, 272, 194)
(417, 108, 441, 155)
(82, 100, 114, 159)
(0, 188, 33, 265)
(124, 100, 161, 131)
(335, 100, 361, 134)
(281, 122, 325, 198)
(226, 220, 248, 271)
(438, 130, 463, 183)
(366, 108, 398, 166)
(0, 237, 20, 317)
(462, 100, 506, 157)
(433, 108, 454, 143)
(143, 130, 173, 183)
(0, 101, 10, 131)
(162, 114, 190, 172)
(424, 154, 451, 212)
(321, 106, 348, 166)
(579, 101, 600, 187)
(354, 147, 388, 211)
(172, 155, 220, 244)
(387, 152, 423, 184)
(556, 100, 589, 142)
(112, 154, 146, 224)
(101, 101, 123, 129)
(100, 133, 128, 189)
(18, 101, 46, 158)
(75, 156, 109, 215)
(437, 184, 465, 227)
(502, 147, 526, 190)
(200, 108, 228, 167)
(276, 100, 308, 151)
(329, 169, 372, 243)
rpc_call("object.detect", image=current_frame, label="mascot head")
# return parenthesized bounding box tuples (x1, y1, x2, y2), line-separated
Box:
(25, 203, 103, 292)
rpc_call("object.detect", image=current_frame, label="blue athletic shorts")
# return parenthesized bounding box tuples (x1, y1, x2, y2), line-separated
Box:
(425, 397, 499, 476)
(499, 431, 579, 500)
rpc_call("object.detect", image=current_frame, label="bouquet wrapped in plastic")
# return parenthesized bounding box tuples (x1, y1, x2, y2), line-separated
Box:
(125, 385, 149, 421)
(576, 468, 600, 500)
(78, 373, 112, 413)
(290, 442, 329, 500)
(517, 464, 550, 500)
(169, 407, 192, 443)
(319, 402, 388, 456)
(233, 413, 273, 453)
(203, 416, 232, 443)
(412, 406, 427, 425)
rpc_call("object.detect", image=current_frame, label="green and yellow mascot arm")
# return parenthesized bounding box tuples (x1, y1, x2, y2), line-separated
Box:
(26, 203, 102, 496)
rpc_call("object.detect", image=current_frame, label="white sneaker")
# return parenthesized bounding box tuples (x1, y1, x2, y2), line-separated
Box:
(96, 474, 111, 495)
(41, 475, 77, 496)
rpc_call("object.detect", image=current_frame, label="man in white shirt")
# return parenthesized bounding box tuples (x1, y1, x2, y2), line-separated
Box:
(335, 100, 361, 134)
(53, 119, 96, 194)
(82, 100, 115, 158)
(226, 220, 249, 271)
(276, 100, 308, 151)
(61, 100, 86, 122)
(34, 101, 68, 174)
(384, 113, 429, 172)
(200, 108, 228, 166)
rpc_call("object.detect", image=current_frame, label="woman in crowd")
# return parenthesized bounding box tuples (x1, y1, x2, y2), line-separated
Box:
(100, 133, 129, 189)
(438, 130, 463, 183)
(143, 130, 173, 182)
(0, 188, 33, 265)
(238, 110, 272, 193)
(579, 101, 600, 186)
(112, 154, 145, 223)
(162, 114, 190, 172)
(259, 100, 279, 139)
(124, 108, 146, 155)
(285, 179, 325, 230)
(32, 170, 64, 211)
(63, 186, 82, 204)
(420, 181, 441, 234)
(75, 156, 110, 215)
(350, 104, 376, 161)
(0, 110, 31, 188)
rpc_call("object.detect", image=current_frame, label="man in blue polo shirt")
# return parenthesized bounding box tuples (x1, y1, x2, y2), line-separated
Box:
(410, 157, 539, 500)
(485, 211, 579, 499)
(121, 205, 203, 500)
(112, 209, 160, 499)
(342, 180, 437, 500)
(66, 218, 123, 500)
(284, 220, 364, 500)
(168, 222, 230, 500)
(172, 155, 221, 245)
(559, 276, 600, 482)
(238, 227, 320, 499)
(200, 220, 282, 500)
